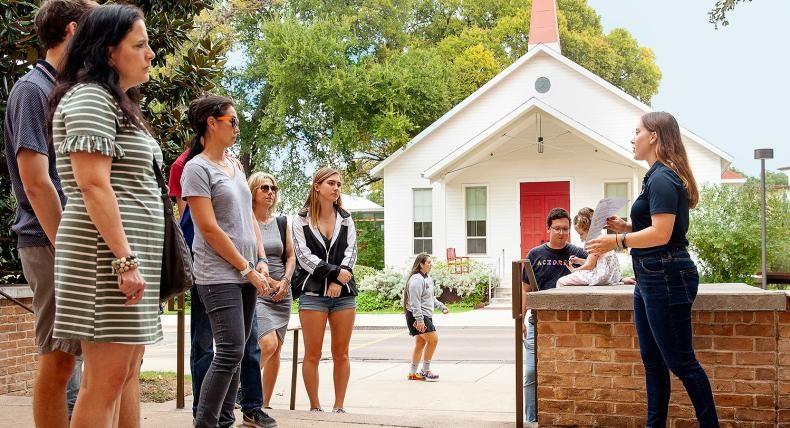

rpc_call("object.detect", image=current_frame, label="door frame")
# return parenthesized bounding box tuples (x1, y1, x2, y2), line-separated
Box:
(515, 176, 574, 260)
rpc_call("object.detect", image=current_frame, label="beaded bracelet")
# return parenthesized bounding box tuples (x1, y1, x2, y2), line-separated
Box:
(112, 255, 139, 275)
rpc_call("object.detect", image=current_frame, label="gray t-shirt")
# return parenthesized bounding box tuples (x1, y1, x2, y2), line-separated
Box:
(260, 219, 285, 281)
(181, 155, 256, 285)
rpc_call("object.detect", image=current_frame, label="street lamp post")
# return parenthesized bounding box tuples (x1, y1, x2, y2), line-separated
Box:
(754, 148, 774, 290)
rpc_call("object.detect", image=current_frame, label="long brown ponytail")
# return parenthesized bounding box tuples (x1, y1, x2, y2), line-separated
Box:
(641, 112, 700, 208)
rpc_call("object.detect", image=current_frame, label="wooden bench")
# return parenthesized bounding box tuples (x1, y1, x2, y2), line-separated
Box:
(753, 271, 790, 288)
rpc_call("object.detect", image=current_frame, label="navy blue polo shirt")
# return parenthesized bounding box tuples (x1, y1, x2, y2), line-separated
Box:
(629, 162, 689, 256)
(3, 60, 67, 248)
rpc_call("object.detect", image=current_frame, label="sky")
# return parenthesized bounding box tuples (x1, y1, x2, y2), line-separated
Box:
(587, 0, 790, 177)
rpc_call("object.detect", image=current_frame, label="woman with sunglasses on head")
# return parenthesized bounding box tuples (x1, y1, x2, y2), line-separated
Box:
(180, 95, 277, 428)
(586, 112, 718, 427)
(247, 172, 296, 410)
(292, 167, 357, 413)
(49, 4, 160, 426)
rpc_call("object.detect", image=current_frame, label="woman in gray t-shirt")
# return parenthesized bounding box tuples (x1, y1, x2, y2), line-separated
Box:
(248, 172, 296, 409)
(180, 95, 276, 428)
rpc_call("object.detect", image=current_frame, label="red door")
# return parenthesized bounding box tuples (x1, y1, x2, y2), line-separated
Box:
(520, 181, 570, 258)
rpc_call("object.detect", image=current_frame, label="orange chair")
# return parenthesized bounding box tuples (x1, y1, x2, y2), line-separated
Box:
(446, 248, 470, 274)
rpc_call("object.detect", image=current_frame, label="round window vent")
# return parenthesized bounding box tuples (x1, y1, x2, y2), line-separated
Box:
(535, 77, 551, 94)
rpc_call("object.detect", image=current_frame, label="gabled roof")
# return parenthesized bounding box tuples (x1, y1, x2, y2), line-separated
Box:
(370, 45, 733, 177)
(422, 98, 646, 180)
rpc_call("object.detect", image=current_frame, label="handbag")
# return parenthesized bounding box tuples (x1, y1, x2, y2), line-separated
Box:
(152, 160, 194, 302)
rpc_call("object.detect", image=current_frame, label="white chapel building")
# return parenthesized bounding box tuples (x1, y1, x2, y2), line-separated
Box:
(371, 0, 733, 271)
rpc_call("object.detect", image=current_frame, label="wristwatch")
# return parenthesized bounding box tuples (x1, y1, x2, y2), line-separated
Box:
(239, 261, 255, 277)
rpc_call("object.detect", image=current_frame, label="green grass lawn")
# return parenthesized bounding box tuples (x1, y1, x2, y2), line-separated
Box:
(139, 371, 192, 403)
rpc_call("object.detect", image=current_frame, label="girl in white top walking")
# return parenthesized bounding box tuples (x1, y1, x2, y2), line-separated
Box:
(557, 207, 622, 286)
(404, 254, 448, 381)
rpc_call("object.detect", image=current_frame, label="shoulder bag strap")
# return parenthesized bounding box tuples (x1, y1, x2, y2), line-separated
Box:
(276, 215, 287, 266)
(152, 160, 174, 217)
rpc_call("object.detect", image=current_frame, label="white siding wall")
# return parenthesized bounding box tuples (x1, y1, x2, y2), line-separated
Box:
(384, 139, 636, 269)
(684, 137, 723, 185)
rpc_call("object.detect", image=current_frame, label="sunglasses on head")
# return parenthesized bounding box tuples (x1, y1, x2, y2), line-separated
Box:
(260, 184, 278, 193)
(215, 115, 239, 129)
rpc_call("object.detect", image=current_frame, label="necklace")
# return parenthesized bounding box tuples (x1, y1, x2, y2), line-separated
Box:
(260, 216, 274, 231)
(202, 154, 229, 170)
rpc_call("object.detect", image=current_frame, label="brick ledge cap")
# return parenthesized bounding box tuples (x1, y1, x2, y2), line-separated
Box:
(524, 283, 787, 311)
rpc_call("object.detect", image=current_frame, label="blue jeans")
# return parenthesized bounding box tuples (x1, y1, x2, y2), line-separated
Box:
(191, 287, 263, 421)
(66, 355, 83, 417)
(523, 320, 536, 423)
(193, 283, 258, 428)
(633, 249, 718, 428)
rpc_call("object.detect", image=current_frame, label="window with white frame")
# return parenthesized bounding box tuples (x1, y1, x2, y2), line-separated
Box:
(465, 186, 487, 254)
(413, 189, 432, 254)
(604, 182, 629, 234)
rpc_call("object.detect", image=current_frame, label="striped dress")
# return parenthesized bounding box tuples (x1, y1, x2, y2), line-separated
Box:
(52, 83, 164, 344)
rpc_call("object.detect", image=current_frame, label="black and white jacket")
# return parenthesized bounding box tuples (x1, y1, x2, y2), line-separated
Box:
(291, 206, 358, 298)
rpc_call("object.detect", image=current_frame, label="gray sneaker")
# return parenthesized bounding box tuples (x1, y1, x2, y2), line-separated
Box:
(242, 408, 278, 428)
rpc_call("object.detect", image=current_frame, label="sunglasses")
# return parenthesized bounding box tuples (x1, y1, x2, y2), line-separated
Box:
(259, 184, 278, 193)
(215, 115, 239, 129)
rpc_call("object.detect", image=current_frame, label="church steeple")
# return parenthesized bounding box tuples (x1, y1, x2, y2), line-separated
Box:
(528, 0, 561, 53)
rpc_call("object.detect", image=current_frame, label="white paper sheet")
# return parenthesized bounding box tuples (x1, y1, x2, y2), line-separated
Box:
(586, 198, 627, 240)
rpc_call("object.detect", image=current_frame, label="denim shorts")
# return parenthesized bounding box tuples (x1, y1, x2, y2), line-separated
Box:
(298, 295, 356, 313)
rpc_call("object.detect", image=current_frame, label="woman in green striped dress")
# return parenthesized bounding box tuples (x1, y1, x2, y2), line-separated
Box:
(48, 5, 160, 426)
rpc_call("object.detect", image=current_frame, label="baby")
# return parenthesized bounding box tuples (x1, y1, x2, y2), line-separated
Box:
(557, 207, 622, 286)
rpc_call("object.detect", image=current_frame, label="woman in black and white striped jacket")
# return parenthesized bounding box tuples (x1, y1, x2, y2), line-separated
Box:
(291, 167, 357, 413)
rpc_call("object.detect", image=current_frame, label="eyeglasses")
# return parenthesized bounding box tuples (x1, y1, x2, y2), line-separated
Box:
(259, 184, 278, 193)
(550, 226, 570, 233)
(215, 115, 239, 129)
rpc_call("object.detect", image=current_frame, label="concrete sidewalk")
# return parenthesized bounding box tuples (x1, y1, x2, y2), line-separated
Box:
(2, 308, 526, 427)
(0, 394, 516, 427)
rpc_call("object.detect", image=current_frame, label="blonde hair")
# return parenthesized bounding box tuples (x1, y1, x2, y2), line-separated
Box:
(573, 207, 594, 232)
(247, 172, 279, 215)
(641, 112, 699, 209)
(301, 167, 344, 227)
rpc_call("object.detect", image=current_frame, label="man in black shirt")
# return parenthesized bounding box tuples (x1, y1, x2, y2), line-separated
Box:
(523, 208, 588, 290)
(520, 207, 587, 422)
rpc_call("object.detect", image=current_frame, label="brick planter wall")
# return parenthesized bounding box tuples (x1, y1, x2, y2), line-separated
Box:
(0, 286, 37, 396)
(526, 284, 789, 427)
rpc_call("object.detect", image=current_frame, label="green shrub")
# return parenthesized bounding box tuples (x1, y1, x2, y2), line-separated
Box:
(430, 260, 498, 302)
(355, 221, 384, 269)
(355, 290, 399, 312)
(353, 264, 377, 282)
(359, 260, 497, 307)
(359, 267, 406, 302)
(689, 183, 790, 283)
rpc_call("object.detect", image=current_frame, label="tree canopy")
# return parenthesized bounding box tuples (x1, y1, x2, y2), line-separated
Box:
(709, 0, 753, 28)
(231, 0, 662, 207)
(0, 0, 229, 282)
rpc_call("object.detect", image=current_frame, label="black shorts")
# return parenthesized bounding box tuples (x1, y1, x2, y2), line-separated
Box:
(406, 311, 436, 336)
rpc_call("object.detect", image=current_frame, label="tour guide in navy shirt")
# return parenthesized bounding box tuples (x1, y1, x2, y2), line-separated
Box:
(520, 207, 586, 423)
